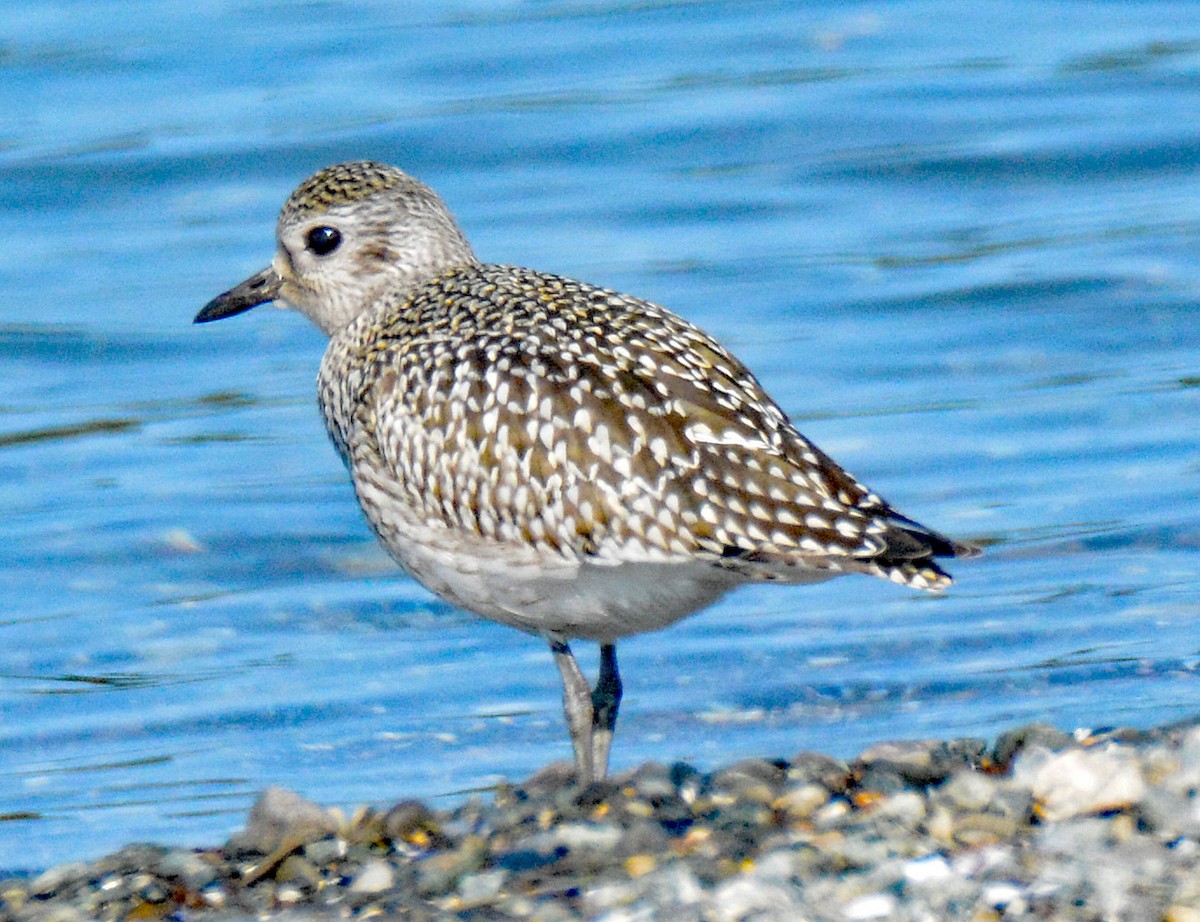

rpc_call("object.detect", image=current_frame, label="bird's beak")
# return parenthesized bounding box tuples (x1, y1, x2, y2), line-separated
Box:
(194, 265, 283, 324)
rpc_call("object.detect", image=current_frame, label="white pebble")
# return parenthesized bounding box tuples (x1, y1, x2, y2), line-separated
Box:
(842, 892, 897, 919)
(982, 882, 1027, 912)
(551, 822, 623, 852)
(458, 870, 506, 904)
(274, 883, 304, 905)
(903, 853, 953, 885)
(349, 858, 394, 894)
(1021, 746, 1145, 821)
(711, 877, 798, 922)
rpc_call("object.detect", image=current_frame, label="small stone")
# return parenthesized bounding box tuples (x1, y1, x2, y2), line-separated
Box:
(384, 799, 442, 848)
(752, 850, 795, 883)
(155, 848, 218, 890)
(618, 761, 676, 801)
(29, 863, 89, 898)
(871, 790, 926, 828)
(585, 867, 697, 920)
(707, 797, 772, 837)
(199, 883, 227, 910)
(787, 751, 852, 792)
(953, 811, 1019, 846)
(345, 806, 388, 846)
(710, 876, 798, 922)
(671, 762, 703, 802)
(0, 883, 27, 913)
(774, 782, 829, 819)
(274, 883, 304, 906)
(1079, 725, 1146, 746)
(925, 805, 955, 846)
(981, 881, 1027, 912)
(520, 760, 577, 796)
(276, 855, 322, 888)
(624, 854, 656, 878)
(230, 787, 338, 854)
(617, 817, 671, 857)
(31, 904, 85, 922)
(812, 798, 850, 829)
(711, 758, 787, 798)
(1107, 811, 1137, 843)
(302, 837, 347, 865)
(349, 858, 394, 894)
(938, 737, 988, 768)
(494, 894, 537, 918)
(837, 836, 891, 870)
(992, 723, 1073, 770)
(676, 825, 716, 858)
(551, 821, 623, 853)
(1017, 746, 1146, 821)
(457, 869, 506, 906)
(936, 770, 998, 812)
(988, 786, 1034, 823)
(495, 846, 565, 875)
(842, 892, 897, 919)
(903, 853, 953, 885)
(1168, 727, 1200, 793)
(1140, 744, 1179, 786)
(856, 740, 943, 785)
(854, 763, 910, 795)
(137, 876, 169, 905)
(416, 837, 487, 896)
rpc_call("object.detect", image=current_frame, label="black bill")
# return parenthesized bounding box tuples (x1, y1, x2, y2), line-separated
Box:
(194, 266, 282, 324)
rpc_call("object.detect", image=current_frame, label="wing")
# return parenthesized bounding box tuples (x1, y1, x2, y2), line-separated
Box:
(341, 266, 969, 588)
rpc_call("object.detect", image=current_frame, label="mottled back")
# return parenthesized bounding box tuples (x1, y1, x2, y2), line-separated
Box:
(320, 264, 960, 590)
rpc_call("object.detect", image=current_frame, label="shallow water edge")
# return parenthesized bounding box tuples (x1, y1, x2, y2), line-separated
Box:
(5, 715, 1200, 921)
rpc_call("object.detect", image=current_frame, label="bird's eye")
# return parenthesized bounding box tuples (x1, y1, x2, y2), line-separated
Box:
(305, 225, 342, 256)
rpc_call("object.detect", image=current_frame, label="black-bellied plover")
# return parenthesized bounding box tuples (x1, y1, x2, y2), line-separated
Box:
(196, 161, 977, 785)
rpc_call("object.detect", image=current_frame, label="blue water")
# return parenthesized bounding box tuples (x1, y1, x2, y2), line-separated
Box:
(3, 0, 1200, 871)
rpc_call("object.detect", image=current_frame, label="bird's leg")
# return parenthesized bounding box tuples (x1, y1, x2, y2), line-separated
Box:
(550, 638, 595, 785)
(590, 643, 622, 781)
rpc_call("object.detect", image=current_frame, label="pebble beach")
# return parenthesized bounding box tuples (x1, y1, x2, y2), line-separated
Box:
(6, 720, 1200, 922)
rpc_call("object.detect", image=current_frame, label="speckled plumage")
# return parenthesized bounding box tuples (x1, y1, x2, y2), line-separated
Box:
(197, 161, 977, 784)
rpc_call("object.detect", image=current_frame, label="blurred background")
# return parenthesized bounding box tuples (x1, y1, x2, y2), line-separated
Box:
(2, 0, 1199, 871)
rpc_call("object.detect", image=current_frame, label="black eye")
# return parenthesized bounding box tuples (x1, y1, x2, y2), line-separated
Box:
(305, 225, 342, 256)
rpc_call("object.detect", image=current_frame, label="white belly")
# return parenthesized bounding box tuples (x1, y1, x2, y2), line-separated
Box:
(353, 473, 840, 642)
(383, 524, 741, 642)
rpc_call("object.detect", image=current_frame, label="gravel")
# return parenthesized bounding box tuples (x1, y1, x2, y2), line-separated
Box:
(6, 720, 1200, 921)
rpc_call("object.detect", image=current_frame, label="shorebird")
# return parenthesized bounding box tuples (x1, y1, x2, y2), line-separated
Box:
(196, 161, 977, 785)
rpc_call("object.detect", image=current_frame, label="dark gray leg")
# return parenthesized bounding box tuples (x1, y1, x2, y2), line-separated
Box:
(550, 638, 595, 785)
(591, 643, 622, 781)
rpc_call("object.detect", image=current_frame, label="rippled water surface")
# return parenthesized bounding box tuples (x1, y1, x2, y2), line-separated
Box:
(3, 1, 1200, 870)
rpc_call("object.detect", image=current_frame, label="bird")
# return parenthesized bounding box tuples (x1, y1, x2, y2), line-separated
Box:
(195, 160, 978, 786)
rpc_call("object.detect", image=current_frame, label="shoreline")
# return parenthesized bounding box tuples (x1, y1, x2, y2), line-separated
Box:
(4, 719, 1200, 920)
